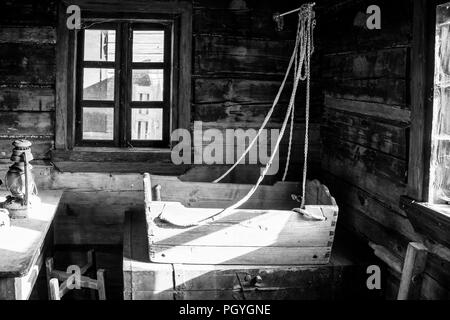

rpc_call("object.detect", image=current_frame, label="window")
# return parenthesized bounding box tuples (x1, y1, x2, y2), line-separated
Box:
(55, 1, 192, 156)
(402, 0, 450, 247)
(429, 2, 450, 204)
(76, 23, 171, 148)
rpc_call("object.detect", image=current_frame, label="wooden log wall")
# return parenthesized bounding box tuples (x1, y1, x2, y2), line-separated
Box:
(317, 0, 450, 299)
(0, 0, 56, 160)
(192, 0, 322, 181)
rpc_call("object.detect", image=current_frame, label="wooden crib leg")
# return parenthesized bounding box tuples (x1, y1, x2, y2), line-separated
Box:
(45, 257, 54, 300)
(97, 269, 106, 300)
(49, 278, 61, 300)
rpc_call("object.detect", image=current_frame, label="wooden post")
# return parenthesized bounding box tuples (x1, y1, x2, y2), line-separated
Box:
(143, 173, 152, 204)
(397, 242, 428, 300)
(45, 258, 54, 299)
(155, 185, 162, 201)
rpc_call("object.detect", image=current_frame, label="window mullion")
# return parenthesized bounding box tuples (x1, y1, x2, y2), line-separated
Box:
(118, 22, 131, 147)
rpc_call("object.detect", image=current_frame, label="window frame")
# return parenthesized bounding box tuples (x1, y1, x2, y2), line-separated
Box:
(402, 0, 450, 247)
(74, 21, 172, 148)
(54, 0, 192, 159)
(407, 0, 447, 202)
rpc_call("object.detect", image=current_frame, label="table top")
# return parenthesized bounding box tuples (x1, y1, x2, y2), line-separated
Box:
(0, 190, 63, 278)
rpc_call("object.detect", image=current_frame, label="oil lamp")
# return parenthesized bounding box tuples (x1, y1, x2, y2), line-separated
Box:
(2, 140, 40, 219)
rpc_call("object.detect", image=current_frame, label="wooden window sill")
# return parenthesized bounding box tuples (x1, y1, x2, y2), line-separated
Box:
(400, 196, 450, 247)
(50, 148, 190, 175)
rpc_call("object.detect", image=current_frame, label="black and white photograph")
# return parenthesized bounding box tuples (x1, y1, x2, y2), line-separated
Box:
(0, 0, 449, 311)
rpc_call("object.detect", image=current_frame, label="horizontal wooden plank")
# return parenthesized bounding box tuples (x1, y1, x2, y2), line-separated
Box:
(150, 245, 331, 265)
(321, 48, 408, 79)
(0, 27, 56, 44)
(51, 149, 172, 162)
(193, 102, 322, 124)
(0, 111, 54, 136)
(421, 274, 450, 300)
(324, 174, 418, 237)
(0, 87, 54, 111)
(322, 135, 407, 183)
(0, 0, 56, 26)
(321, 137, 407, 207)
(324, 96, 411, 123)
(324, 78, 407, 106)
(194, 78, 292, 104)
(53, 161, 190, 176)
(194, 35, 293, 76)
(0, 138, 53, 160)
(193, 8, 297, 39)
(0, 43, 55, 85)
(339, 203, 408, 259)
(149, 202, 336, 247)
(322, 108, 408, 159)
(316, 0, 412, 53)
(172, 264, 337, 292)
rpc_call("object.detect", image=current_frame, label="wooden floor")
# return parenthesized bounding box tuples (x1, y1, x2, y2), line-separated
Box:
(123, 209, 384, 300)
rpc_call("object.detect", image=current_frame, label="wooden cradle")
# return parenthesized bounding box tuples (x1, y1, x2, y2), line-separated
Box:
(143, 174, 339, 265)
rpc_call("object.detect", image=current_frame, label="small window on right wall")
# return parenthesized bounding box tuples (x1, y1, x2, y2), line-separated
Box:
(430, 2, 450, 204)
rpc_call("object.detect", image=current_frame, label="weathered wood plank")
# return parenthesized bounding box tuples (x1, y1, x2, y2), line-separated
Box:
(193, 7, 296, 39)
(194, 35, 293, 76)
(151, 245, 331, 265)
(0, 87, 54, 111)
(0, 27, 56, 44)
(398, 242, 428, 300)
(0, 138, 53, 160)
(0, 0, 56, 26)
(322, 135, 407, 183)
(321, 48, 408, 79)
(339, 203, 408, 260)
(194, 78, 292, 104)
(0, 111, 54, 136)
(193, 102, 322, 124)
(420, 273, 450, 300)
(324, 78, 407, 106)
(321, 137, 407, 207)
(0, 44, 55, 85)
(324, 96, 411, 123)
(322, 108, 408, 159)
(406, 0, 429, 201)
(316, 0, 412, 53)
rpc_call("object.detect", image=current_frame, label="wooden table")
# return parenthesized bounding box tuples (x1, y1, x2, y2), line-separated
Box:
(0, 191, 63, 300)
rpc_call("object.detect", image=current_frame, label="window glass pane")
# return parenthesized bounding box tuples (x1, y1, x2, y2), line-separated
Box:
(83, 68, 115, 100)
(84, 30, 116, 62)
(131, 108, 163, 140)
(82, 108, 114, 140)
(132, 30, 164, 62)
(132, 69, 163, 101)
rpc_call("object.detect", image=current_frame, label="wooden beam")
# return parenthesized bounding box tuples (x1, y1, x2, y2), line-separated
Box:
(397, 242, 428, 300)
(55, 1, 69, 150)
(407, 0, 431, 200)
(369, 242, 403, 275)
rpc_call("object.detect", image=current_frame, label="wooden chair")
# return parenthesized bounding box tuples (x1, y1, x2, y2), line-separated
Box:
(45, 249, 106, 300)
(369, 241, 428, 300)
